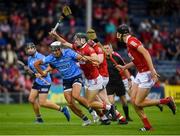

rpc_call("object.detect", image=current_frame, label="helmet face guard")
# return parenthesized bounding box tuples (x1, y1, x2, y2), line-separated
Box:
(50, 41, 62, 57)
(73, 33, 87, 47)
(117, 24, 129, 42)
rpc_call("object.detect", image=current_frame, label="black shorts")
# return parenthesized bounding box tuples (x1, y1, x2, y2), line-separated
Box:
(32, 82, 51, 93)
(106, 81, 126, 97)
(63, 74, 83, 91)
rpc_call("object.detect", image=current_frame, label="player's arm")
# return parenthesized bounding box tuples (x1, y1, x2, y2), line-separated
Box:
(49, 31, 73, 48)
(97, 53, 104, 64)
(34, 60, 48, 77)
(84, 53, 99, 63)
(137, 46, 159, 81)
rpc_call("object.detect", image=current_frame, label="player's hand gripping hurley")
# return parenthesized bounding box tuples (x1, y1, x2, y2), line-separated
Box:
(17, 60, 50, 85)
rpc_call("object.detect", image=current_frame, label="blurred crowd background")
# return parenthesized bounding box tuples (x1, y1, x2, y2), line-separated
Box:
(0, 0, 179, 95)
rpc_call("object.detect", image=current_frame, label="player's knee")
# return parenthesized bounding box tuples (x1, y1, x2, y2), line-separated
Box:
(130, 98, 135, 105)
(72, 92, 79, 100)
(39, 100, 46, 107)
(28, 97, 35, 104)
(134, 101, 141, 107)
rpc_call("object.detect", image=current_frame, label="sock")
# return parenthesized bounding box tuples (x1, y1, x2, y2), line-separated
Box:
(101, 114, 108, 120)
(88, 108, 93, 113)
(36, 114, 41, 119)
(123, 105, 129, 119)
(160, 98, 170, 104)
(82, 115, 88, 121)
(142, 117, 152, 129)
(59, 106, 63, 112)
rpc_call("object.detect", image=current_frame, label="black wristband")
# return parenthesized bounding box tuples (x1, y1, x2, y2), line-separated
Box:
(93, 39, 99, 43)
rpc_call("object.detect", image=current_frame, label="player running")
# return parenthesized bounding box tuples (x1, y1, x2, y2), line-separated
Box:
(25, 42, 70, 123)
(34, 41, 92, 126)
(86, 29, 127, 124)
(49, 31, 114, 125)
(116, 24, 176, 131)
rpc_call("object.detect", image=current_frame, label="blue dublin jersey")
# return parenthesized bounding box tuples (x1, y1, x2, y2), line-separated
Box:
(28, 52, 52, 85)
(42, 48, 82, 79)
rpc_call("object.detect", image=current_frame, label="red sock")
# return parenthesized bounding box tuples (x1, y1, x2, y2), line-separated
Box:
(160, 98, 170, 104)
(142, 118, 152, 129)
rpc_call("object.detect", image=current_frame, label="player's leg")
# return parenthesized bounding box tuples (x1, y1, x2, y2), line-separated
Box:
(120, 95, 132, 121)
(108, 94, 115, 104)
(64, 90, 91, 126)
(134, 72, 176, 114)
(38, 90, 70, 121)
(72, 81, 89, 108)
(106, 85, 127, 124)
(28, 88, 42, 123)
(131, 82, 152, 131)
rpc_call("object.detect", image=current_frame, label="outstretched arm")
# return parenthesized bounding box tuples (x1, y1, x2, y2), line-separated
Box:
(49, 31, 73, 48)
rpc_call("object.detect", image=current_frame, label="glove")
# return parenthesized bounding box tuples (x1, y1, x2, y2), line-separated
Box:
(87, 28, 97, 40)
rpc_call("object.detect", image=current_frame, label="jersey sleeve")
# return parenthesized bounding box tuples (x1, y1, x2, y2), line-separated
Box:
(128, 37, 142, 49)
(95, 45, 103, 54)
(66, 49, 78, 60)
(87, 46, 96, 56)
(42, 55, 53, 65)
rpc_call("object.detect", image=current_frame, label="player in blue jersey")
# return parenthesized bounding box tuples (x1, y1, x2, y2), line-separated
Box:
(34, 41, 92, 126)
(25, 42, 70, 123)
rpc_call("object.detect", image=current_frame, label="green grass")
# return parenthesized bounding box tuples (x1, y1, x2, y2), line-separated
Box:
(0, 103, 179, 135)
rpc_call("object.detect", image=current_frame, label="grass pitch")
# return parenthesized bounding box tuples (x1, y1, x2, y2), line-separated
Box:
(0, 103, 179, 135)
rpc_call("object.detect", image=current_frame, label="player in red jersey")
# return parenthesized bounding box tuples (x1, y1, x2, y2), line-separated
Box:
(116, 24, 176, 131)
(86, 29, 127, 124)
(49, 31, 113, 125)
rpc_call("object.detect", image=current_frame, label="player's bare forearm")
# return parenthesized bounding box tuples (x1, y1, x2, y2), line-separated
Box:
(49, 31, 73, 48)
(34, 60, 46, 76)
(124, 69, 131, 79)
(125, 62, 134, 69)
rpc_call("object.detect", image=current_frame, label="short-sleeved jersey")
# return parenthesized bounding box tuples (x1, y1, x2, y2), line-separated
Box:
(106, 53, 125, 84)
(88, 40, 109, 77)
(28, 52, 51, 85)
(73, 43, 99, 79)
(126, 35, 149, 73)
(112, 52, 127, 80)
(42, 48, 82, 79)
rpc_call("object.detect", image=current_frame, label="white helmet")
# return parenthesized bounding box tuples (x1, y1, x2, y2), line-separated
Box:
(50, 41, 62, 51)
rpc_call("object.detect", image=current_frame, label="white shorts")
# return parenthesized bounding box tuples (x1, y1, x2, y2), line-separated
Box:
(86, 75, 103, 91)
(122, 76, 134, 91)
(133, 71, 155, 88)
(102, 76, 109, 88)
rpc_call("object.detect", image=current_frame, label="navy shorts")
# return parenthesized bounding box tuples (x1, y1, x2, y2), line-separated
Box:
(32, 82, 51, 93)
(63, 74, 83, 91)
